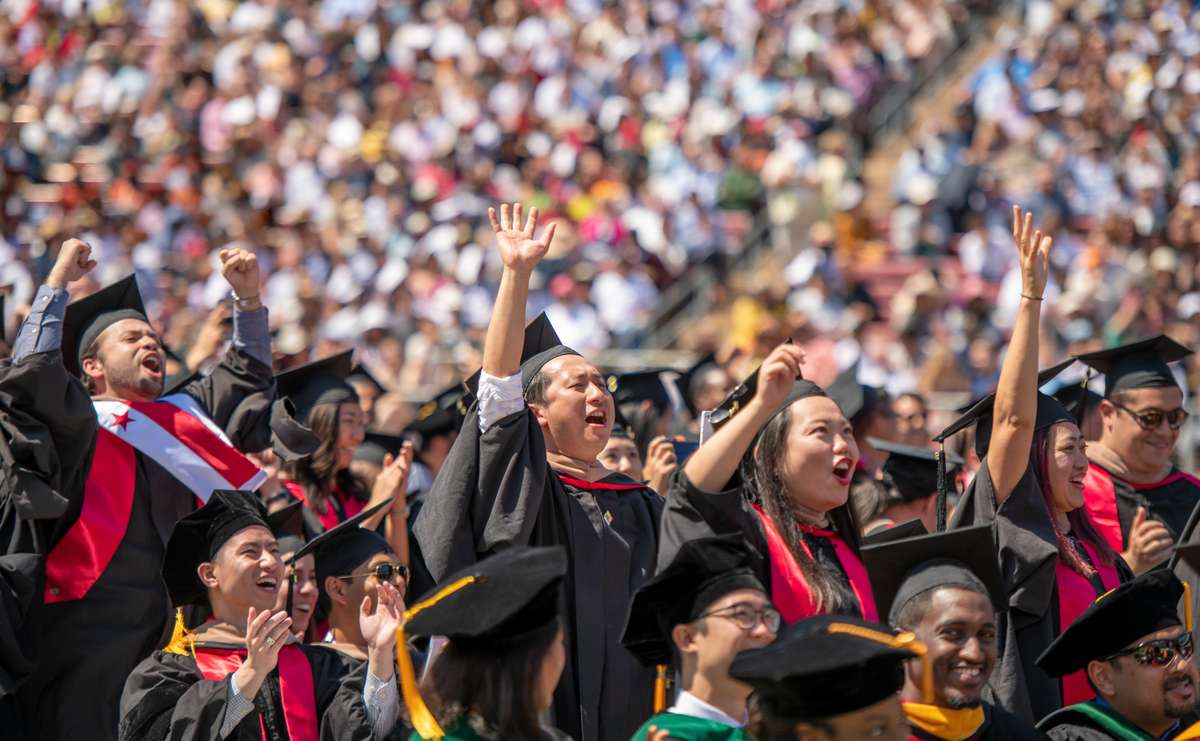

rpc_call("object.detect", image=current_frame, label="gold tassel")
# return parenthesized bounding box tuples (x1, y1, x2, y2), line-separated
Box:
(163, 608, 192, 656)
(653, 665, 669, 712)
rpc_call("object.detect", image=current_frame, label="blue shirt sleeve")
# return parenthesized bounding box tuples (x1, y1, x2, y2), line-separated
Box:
(231, 306, 271, 367)
(12, 285, 69, 362)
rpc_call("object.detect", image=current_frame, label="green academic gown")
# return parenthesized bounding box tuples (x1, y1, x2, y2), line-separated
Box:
(631, 712, 750, 740)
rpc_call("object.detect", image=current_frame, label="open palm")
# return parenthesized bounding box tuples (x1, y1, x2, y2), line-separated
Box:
(1012, 206, 1053, 299)
(489, 202, 557, 272)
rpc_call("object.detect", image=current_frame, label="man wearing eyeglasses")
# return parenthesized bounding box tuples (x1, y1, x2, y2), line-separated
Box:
(1076, 336, 1197, 575)
(622, 536, 778, 739)
(1035, 570, 1198, 740)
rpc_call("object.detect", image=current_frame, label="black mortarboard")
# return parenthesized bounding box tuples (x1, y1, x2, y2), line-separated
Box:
(729, 614, 924, 720)
(621, 535, 766, 667)
(404, 384, 470, 437)
(674, 352, 719, 418)
(353, 432, 406, 467)
(348, 363, 387, 395)
(709, 348, 825, 430)
(608, 370, 673, 411)
(270, 351, 357, 461)
(464, 314, 579, 394)
(861, 525, 1006, 627)
(1076, 335, 1192, 397)
(404, 545, 567, 642)
(862, 518, 929, 546)
(0, 293, 6, 344)
(290, 500, 391, 597)
(162, 490, 274, 606)
(827, 365, 886, 423)
(1036, 569, 1184, 677)
(61, 274, 150, 376)
(609, 405, 636, 441)
(1054, 383, 1102, 422)
(269, 500, 307, 556)
(162, 345, 199, 395)
(870, 437, 964, 503)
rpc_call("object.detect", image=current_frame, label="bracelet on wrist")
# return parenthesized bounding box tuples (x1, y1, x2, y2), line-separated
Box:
(1021, 293, 1043, 301)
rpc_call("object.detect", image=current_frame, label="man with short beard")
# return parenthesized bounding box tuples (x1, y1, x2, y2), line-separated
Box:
(863, 527, 1047, 740)
(1, 239, 276, 740)
(1036, 570, 1198, 740)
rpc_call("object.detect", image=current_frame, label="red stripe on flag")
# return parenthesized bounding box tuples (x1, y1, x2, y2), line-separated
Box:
(127, 400, 261, 488)
(44, 429, 137, 603)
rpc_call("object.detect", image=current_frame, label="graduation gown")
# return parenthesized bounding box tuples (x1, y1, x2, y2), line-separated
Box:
(907, 702, 1050, 740)
(119, 640, 375, 740)
(951, 460, 1130, 723)
(412, 405, 662, 741)
(1082, 458, 1200, 554)
(658, 470, 876, 622)
(6, 347, 274, 741)
(631, 712, 749, 740)
(1038, 701, 1163, 741)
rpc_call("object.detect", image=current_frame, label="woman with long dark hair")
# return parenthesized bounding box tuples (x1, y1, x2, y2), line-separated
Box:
(946, 207, 1128, 723)
(659, 340, 874, 622)
(400, 546, 571, 740)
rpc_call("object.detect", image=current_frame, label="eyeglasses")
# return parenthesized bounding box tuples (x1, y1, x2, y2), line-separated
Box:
(1103, 632, 1193, 667)
(696, 602, 782, 633)
(336, 562, 409, 584)
(1111, 401, 1189, 431)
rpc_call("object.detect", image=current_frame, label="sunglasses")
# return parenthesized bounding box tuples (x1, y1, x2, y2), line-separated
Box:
(1111, 401, 1189, 431)
(1103, 632, 1193, 667)
(336, 562, 409, 584)
(697, 602, 782, 633)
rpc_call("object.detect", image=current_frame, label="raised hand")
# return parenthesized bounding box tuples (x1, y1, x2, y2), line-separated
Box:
(218, 246, 261, 303)
(1122, 507, 1175, 574)
(47, 238, 97, 289)
(360, 581, 404, 655)
(488, 203, 557, 273)
(232, 607, 292, 699)
(643, 436, 678, 495)
(369, 441, 414, 516)
(1012, 206, 1053, 300)
(751, 343, 806, 413)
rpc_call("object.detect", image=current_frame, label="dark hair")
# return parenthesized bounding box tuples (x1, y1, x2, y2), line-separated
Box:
(524, 370, 551, 407)
(747, 694, 832, 741)
(423, 617, 561, 740)
(80, 337, 101, 394)
(741, 403, 864, 615)
(1032, 425, 1114, 577)
(284, 402, 368, 512)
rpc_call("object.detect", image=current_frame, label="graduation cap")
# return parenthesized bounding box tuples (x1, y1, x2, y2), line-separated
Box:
(608, 369, 673, 412)
(348, 363, 387, 396)
(622, 535, 766, 667)
(463, 313, 578, 394)
(861, 525, 1006, 628)
(709, 345, 825, 431)
(353, 432, 406, 467)
(930, 359, 1076, 531)
(404, 384, 470, 438)
(161, 345, 200, 396)
(673, 352, 719, 419)
(162, 490, 281, 607)
(827, 365, 887, 423)
(1075, 335, 1193, 398)
(288, 499, 391, 602)
(729, 614, 929, 720)
(609, 405, 637, 441)
(1054, 383, 1103, 426)
(398, 546, 569, 739)
(861, 518, 929, 546)
(1036, 569, 1185, 678)
(269, 500, 307, 557)
(870, 437, 964, 503)
(270, 351, 357, 461)
(61, 274, 150, 376)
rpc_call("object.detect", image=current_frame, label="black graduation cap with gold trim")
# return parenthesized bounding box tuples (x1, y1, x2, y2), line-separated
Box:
(870, 437, 964, 503)
(1075, 335, 1192, 398)
(861, 525, 1006, 628)
(622, 535, 766, 667)
(61, 274, 150, 377)
(1036, 569, 1185, 678)
(270, 351, 357, 461)
(463, 313, 578, 394)
(729, 614, 929, 720)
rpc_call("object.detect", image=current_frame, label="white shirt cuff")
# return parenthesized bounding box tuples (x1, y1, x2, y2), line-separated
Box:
(364, 668, 400, 739)
(477, 370, 525, 431)
(219, 674, 257, 737)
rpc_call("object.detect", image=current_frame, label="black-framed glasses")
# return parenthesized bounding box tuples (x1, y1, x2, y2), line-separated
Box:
(1102, 632, 1193, 667)
(336, 562, 409, 584)
(696, 602, 782, 633)
(1111, 401, 1189, 431)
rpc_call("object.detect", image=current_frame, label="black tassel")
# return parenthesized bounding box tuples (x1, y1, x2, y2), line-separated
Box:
(935, 444, 947, 532)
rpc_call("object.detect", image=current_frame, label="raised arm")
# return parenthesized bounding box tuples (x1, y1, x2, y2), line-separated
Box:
(483, 203, 557, 378)
(683, 343, 805, 493)
(989, 207, 1053, 505)
(12, 238, 96, 363)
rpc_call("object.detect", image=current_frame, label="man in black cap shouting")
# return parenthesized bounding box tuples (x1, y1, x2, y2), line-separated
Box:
(1076, 336, 1196, 574)
(1, 238, 277, 740)
(1036, 570, 1198, 740)
(414, 203, 663, 741)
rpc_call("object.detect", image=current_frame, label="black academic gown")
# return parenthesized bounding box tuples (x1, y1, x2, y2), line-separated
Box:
(951, 460, 1132, 724)
(119, 642, 381, 740)
(413, 405, 662, 741)
(4, 347, 274, 741)
(908, 702, 1050, 740)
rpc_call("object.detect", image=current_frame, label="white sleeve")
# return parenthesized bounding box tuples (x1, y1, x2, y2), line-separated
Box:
(477, 370, 525, 432)
(219, 675, 257, 738)
(363, 669, 400, 740)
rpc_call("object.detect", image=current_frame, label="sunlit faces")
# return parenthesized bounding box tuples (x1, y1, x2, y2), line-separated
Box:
(83, 318, 166, 401)
(676, 588, 778, 681)
(335, 402, 367, 470)
(200, 525, 284, 615)
(1100, 387, 1185, 478)
(598, 436, 643, 480)
(274, 552, 318, 636)
(1091, 625, 1199, 734)
(906, 587, 997, 709)
(779, 396, 860, 513)
(1044, 422, 1089, 513)
(529, 355, 615, 461)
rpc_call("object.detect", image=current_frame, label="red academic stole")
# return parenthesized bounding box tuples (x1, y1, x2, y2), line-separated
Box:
(43, 395, 266, 603)
(752, 504, 878, 622)
(193, 644, 319, 741)
(1056, 539, 1121, 707)
(281, 480, 365, 532)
